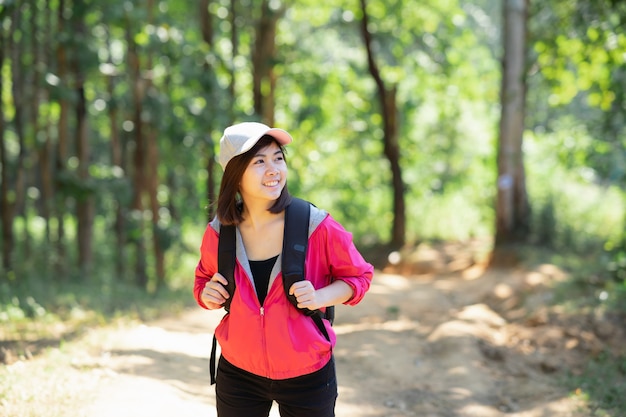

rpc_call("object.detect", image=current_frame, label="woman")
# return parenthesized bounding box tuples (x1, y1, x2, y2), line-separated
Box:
(194, 121, 374, 417)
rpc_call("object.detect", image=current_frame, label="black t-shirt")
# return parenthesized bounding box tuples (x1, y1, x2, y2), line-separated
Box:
(249, 255, 279, 306)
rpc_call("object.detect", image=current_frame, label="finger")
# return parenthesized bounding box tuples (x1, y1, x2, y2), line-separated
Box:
(203, 285, 222, 300)
(203, 299, 223, 309)
(295, 288, 316, 305)
(211, 273, 228, 285)
(289, 281, 311, 295)
(209, 282, 230, 300)
(297, 299, 315, 310)
(201, 290, 224, 309)
(202, 280, 228, 300)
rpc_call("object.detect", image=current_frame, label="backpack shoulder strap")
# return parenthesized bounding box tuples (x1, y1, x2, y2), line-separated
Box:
(282, 198, 333, 341)
(211, 223, 236, 385)
(217, 224, 237, 313)
(282, 197, 310, 310)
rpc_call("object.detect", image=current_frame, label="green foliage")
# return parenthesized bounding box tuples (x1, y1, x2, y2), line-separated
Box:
(531, 1, 626, 110)
(528, 0, 626, 190)
(606, 245, 626, 285)
(0, 221, 198, 347)
(566, 351, 626, 415)
(603, 224, 626, 310)
(274, 0, 501, 245)
(525, 126, 625, 253)
(1, 0, 625, 336)
(525, 0, 626, 318)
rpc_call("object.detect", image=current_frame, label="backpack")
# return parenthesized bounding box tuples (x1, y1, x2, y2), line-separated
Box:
(209, 197, 334, 384)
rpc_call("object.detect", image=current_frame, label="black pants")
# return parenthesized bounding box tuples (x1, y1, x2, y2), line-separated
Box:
(215, 356, 337, 417)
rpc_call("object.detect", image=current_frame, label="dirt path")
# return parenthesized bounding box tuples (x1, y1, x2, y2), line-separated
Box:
(7, 244, 619, 417)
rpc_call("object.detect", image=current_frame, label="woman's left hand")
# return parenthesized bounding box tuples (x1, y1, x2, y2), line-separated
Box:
(288, 281, 325, 311)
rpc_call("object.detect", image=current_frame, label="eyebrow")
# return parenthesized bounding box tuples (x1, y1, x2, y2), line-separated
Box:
(254, 149, 284, 158)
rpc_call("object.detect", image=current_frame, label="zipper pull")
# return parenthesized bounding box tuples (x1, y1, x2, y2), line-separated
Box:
(260, 306, 265, 317)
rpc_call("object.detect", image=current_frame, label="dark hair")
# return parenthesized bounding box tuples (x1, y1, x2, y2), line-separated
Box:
(216, 135, 292, 225)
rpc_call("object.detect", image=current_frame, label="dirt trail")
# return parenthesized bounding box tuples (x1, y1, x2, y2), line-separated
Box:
(66, 244, 622, 416)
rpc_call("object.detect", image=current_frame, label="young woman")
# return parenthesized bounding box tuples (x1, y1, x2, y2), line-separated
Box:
(194, 121, 374, 417)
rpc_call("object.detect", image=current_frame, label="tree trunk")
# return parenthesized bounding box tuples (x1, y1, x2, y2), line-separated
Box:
(12, 1, 28, 253)
(40, 128, 55, 247)
(145, 0, 165, 291)
(359, 0, 405, 247)
(30, 0, 50, 251)
(206, 137, 217, 221)
(252, 0, 283, 125)
(1, 4, 28, 273)
(228, 0, 237, 122)
(493, 0, 530, 263)
(75, 76, 94, 276)
(199, 0, 218, 220)
(0, 6, 10, 273)
(107, 54, 126, 280)
(147, 127, 165, 290)
(199, 0, 213, 47)
(55, 0, 69, 274)
(126, 12, 148, 289)
(70, 2, 94, 277)
(40, 0, 55, 248)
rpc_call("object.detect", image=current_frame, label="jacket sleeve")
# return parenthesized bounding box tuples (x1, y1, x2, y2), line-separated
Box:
(194, 223, 220, 309)
(317, 215, 374, 306)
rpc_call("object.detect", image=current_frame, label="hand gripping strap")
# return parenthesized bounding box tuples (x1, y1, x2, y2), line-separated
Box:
(218, 224, 237, 313)
(282, 198, 332, 342)
(211, 223, 236, 385)
(282, 197, 311, 311)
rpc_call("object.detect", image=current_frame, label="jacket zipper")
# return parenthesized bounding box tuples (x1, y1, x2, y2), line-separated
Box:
(260, 306, 271, 377)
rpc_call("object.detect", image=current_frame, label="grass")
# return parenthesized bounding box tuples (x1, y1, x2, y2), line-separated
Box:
(0, 236, 199, 362)
(0, 343, 104, 417)
(0, 283, 195, 365)
(518, 245, 626, 417)
(0, 249, 200, 416)
(566, 351, 626, 416)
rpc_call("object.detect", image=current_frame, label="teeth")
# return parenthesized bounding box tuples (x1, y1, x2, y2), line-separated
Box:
(265, 180, 279, 186)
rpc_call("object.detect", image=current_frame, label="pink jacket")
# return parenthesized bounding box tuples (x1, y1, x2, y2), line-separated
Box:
(194, 205, 374, 380)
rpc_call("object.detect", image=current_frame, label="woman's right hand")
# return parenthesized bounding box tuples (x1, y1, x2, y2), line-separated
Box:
(201, 273, 230, 309)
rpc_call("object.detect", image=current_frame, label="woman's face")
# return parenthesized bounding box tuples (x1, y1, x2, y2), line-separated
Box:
(239, 141, 287, 205)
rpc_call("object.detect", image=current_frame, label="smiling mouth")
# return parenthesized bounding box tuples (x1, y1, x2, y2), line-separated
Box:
(264, 180, 280, 187)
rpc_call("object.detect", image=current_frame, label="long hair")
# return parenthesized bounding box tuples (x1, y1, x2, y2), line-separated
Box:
(216, 135, 292, 225)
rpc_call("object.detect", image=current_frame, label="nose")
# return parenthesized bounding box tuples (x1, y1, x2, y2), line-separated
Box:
(266, 161, 280, 174)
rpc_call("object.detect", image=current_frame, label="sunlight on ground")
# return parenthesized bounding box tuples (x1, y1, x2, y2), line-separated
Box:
(334, 318, 419, 335)
(367, 272, 412, 293)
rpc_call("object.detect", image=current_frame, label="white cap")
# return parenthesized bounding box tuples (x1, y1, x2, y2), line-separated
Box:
(218, 122, 293, 170)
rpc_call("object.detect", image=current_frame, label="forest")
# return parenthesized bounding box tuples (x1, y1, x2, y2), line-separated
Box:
(1, 0, 626, 415)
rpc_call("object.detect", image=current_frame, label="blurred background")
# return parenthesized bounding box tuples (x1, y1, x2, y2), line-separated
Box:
(0, 0, 625, 408)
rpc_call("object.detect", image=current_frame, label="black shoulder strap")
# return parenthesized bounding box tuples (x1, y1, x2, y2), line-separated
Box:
(282, 198, 333, 341)
(211, 223, 236, 385)
(282, 197, 311, 310)
(218, 224, 237, 313)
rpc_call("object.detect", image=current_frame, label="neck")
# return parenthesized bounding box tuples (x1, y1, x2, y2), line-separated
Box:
(241, 199, 281, 230)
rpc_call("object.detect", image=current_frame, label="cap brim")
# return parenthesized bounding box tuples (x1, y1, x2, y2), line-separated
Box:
(265, 128, 293, 146)
(237, 128, 292, 157)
